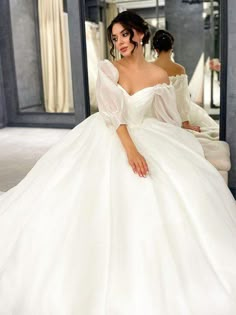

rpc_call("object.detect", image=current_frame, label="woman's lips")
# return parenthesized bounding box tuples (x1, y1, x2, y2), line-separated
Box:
(120, 47, 128, 53)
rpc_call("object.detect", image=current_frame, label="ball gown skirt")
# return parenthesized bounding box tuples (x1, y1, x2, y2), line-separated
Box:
(0, 60, 236, 315)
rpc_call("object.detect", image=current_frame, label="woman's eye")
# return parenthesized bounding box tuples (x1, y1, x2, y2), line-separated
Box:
(112, 37, 117, 42)
(123, 32, 129, 37)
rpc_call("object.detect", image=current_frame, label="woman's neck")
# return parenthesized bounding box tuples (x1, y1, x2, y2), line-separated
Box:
(157, 50, 172, 61)
(122, 50, 146, 69)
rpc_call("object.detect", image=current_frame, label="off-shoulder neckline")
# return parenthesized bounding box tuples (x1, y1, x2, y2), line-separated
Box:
(117, 83, 170, 97)
(169, 74, 188, 79)
(103, 59, 172, 97)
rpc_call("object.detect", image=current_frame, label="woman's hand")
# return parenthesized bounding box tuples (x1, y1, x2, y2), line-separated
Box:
(127, 148, 149, 177)
(116, 125, 149, 177)
(182, 121, 201, 133)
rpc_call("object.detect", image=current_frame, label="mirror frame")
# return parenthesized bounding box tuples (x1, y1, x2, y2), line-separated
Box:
(0, 0, 90, 128)
(219, 0, 227, 141)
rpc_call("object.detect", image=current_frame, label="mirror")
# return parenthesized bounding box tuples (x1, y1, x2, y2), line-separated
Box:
(9, 0, 74, 113)
(1, 0, 88, 128)
(84, 0, 221, 126)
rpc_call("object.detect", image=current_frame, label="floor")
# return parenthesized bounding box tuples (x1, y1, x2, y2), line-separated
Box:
(0, 127, 69, 192)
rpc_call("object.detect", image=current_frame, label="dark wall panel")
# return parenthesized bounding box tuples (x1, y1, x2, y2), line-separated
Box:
(165, 0, 204, 80)
(226, 0, 236, 197)
(9, 0, 42, 110)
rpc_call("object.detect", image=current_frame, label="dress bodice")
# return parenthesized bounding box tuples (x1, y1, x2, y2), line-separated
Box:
(96, 60, 182, 130)
(117, 84, 156, 127)
(117, 83, 179, 127)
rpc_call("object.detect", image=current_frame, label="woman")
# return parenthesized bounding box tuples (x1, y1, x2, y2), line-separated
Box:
(152, 29, 219, 137)
(152, 30, 229, 181)
(0, 11, 236, 314)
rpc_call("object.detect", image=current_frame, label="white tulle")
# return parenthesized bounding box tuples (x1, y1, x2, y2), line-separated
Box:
(0, 60, 236, 315)
(169, 74, 191, 122)
(169, 74, 219, 138)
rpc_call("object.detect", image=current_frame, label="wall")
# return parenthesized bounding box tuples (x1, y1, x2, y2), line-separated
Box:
(165, 0, 204, 80)
(226, 0, 236, 196)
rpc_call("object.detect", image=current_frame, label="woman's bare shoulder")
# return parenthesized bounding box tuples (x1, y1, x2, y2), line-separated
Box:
(149, 63, 170, 84)
(111, 59, 128, 72)
(173, 63, 186, 75)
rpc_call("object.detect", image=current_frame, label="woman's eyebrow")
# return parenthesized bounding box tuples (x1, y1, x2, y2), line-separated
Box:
(120, 28, 128, 34)
(112, 29, 127, 37)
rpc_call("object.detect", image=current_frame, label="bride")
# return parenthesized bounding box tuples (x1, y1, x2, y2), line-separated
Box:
(0, 10, 236, 315)
(151, 29, 229, 183)
(151, 29, 219, 138)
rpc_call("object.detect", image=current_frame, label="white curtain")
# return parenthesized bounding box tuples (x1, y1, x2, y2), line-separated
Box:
(38, 0, 73, 112)
(106, 2, 120, 60)
(99, 22, 106, 61)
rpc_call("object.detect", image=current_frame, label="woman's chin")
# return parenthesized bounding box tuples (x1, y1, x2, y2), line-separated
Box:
(120, 50, 132, 57)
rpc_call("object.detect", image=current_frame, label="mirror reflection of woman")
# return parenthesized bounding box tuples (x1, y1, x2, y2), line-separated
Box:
(0, 11, 236, 314)
(151, 30, 229, 180)
(152, 29, 219, 138)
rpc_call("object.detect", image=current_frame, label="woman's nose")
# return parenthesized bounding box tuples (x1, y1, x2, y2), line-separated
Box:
(117, 36, 124, 46)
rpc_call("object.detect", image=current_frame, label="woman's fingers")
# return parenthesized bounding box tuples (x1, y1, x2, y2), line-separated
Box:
(139, 162, 147, 177)
(136, 165, 142, 177)
(192, 125, 201, 132)
(136, 159, 149, 177)
(142, 159, 149, 174)
(129, 154, 149, 177)
(131, 162, 137, 174)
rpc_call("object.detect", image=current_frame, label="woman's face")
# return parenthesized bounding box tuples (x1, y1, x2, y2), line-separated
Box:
(111, 23, 143, 57)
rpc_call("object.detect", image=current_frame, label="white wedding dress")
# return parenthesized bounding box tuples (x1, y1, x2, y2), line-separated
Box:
(0, 60, 236, 315)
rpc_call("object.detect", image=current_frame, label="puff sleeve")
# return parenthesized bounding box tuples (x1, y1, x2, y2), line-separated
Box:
(96, 60, 127, 130)
(169, 75, 191, 122)
(153, 84, 182, 127)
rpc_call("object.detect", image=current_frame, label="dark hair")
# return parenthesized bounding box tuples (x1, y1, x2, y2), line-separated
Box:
(152, 30, 174, 53)
(107, 11, 150, 58)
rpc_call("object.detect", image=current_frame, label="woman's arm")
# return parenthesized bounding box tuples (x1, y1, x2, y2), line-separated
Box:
(170, 71, 201, 132)
(96, 61, 148, 177)
(116, 125, 149, 177)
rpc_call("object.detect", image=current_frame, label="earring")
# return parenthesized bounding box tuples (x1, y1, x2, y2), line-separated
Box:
(140, 40, 143, 46)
